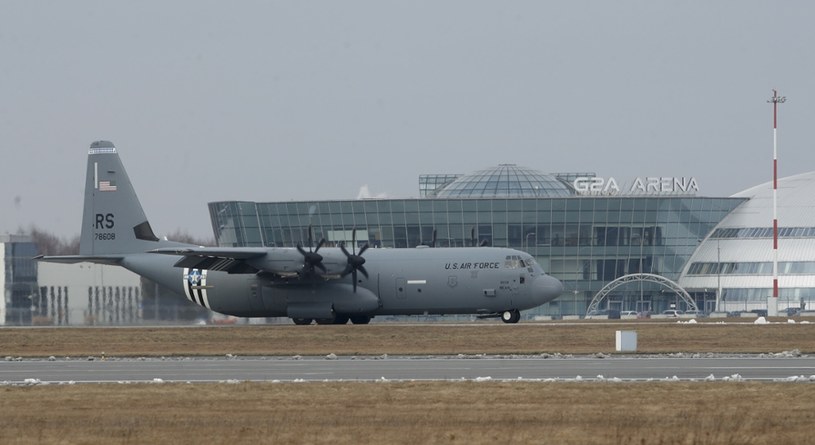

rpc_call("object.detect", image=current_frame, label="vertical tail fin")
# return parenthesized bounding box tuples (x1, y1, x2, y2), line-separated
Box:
(79, 141, 162, 255)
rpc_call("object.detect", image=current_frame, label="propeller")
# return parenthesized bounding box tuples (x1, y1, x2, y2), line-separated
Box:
(340, 229, 369, 292)
(429, 229, 436, 247)
(296, 225, 326, 274)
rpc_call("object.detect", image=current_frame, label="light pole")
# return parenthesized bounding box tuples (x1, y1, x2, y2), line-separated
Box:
(573, 289, 579, 316)
(768, 89, 786, 317)
(716, 238, 722, 312)
(525, 233, 536, 252)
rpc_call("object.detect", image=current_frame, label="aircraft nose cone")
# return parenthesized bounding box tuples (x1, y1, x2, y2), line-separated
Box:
(536, 275, 564, 304)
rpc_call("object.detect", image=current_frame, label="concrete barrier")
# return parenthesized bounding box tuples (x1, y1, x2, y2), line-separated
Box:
(616, 330, 637, 352)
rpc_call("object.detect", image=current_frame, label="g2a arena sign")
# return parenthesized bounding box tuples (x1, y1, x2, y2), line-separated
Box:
(573, 176, 699, 196)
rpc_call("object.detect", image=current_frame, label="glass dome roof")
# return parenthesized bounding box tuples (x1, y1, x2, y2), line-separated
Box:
(435, 164, 574, 198)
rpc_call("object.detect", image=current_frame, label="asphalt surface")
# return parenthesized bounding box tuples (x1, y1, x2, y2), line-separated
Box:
(3, 355, 815, 384)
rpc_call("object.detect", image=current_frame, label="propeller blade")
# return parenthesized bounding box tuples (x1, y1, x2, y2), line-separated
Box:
(340, 233, 369, 292)
(297, 227, 326, 274)
(430, 229, 437, 248)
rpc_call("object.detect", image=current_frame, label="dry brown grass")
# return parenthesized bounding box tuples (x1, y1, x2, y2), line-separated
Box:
(3, 323, 814, 444)
(1, 381, 814, 444)
(2, 321, 815, 357)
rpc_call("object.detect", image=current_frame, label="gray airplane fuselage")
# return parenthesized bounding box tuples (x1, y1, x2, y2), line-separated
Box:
(123, 246, 561, 319)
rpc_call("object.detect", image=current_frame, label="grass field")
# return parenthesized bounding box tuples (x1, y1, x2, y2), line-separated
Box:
(2, 381, 815, 444)
(2, 320, 814, 357)
(3, 321, 814, 444)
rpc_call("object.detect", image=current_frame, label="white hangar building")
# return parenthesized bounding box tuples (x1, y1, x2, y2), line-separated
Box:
(679, 171, 815, 313)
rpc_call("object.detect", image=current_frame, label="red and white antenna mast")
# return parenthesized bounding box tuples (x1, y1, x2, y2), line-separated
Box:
(768, 89, 786, 301)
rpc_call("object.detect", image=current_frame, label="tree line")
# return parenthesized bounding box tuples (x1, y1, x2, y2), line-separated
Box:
(21, 225, 214, 255)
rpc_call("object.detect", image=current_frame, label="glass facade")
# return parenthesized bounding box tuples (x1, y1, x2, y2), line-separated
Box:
(419, 174, 461, 198)
(434, 165, 574, 198)
(208, 196, 746, 316)
(687, 261, 815, 275)
(711, 227, 815, 239)
(2, 236, 39, 325)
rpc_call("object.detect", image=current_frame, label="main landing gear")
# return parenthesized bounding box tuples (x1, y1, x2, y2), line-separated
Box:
(290, 315, 373, 325)
(501, 309, 521, 324)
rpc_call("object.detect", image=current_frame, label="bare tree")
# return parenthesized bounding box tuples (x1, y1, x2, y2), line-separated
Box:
(23, 225, 79, 255)
(21, 225, 213, 254)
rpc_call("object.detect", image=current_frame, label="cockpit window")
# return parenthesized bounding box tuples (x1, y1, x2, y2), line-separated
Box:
(505, 255, 543, 272)
(523, 256, 544, 273)
(504, 255, 524, 269)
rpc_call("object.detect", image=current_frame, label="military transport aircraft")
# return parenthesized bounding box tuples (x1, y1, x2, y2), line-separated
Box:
(37, 141, 563, 324)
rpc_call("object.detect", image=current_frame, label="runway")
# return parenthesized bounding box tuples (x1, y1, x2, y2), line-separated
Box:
(3, 355, 815, 384)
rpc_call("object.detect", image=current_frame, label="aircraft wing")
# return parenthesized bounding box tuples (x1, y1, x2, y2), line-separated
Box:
(149, 247, 268, 273)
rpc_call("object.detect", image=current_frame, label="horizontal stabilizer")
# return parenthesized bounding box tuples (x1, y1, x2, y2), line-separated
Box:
(35, 254, 124, 266)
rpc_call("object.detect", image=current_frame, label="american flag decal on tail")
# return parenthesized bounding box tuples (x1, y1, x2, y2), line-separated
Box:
(99, 180, 117, 192)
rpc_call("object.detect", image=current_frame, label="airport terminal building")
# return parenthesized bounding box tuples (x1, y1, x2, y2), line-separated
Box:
(206, 164, 809, 317)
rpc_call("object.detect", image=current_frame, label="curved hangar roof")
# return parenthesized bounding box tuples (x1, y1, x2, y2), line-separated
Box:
(434, 164, 573, 198)
(679, 171, 815, 300)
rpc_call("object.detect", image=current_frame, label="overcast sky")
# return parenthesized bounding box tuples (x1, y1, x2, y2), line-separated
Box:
(2, 1, 814, 239)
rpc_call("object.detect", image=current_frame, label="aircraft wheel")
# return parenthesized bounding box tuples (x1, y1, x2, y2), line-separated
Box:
(315, 318, 335, 325)
(501, 309, 521, 324)
(292, 318, 313, 325)
(350, 315, 372, 325)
